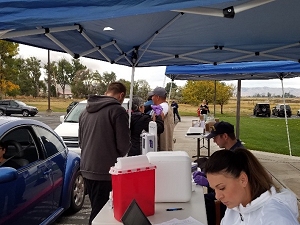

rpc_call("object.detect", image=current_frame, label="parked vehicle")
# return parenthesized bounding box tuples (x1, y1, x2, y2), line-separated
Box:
(0, 100, 38, 117)
(55, 98, 130, 154)
(0, 117, 85, 225)
(66, 101, 79, 114)
(253, 103, 271, 117)
(272, 104, 292, 117)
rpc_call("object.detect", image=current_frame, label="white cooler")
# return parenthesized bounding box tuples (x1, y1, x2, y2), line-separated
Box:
(146, 151, 192, 202)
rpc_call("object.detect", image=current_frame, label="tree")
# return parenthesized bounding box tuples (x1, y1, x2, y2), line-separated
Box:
(133, 79, 151, 100)
(182, 80, 233, 113)
(165, 82, 178, 94)
(44, 61, 58, 97)
(216, 82, 234, 114)
(165, 82, 182, 101)
(0, 40, 19, 97)
(56, 58, 72, 98)
(118, 79, 132, 97)
(2, 80, 20, 97)
(25, 57, 43, 97)
(182, 81, 216, 105)
(97, 71, 116, 94)
(70, 59, 87, 83)
(72, 69, 97, 98)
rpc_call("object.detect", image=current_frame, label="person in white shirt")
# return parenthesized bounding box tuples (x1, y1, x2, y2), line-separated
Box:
(149, 87, 175, 151)
(205, 148, 299, 225)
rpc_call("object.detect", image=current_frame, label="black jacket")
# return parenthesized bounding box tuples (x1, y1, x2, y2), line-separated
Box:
(129, 112, 164, 156)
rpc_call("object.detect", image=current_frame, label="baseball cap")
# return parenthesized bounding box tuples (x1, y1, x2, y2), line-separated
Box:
(206, 121, 234, 139)
(148, 87, 167, 97)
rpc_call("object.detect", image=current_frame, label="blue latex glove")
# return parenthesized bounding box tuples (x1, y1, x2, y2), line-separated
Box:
(151, 104, 163, 115)
(194, 175, 209, 187)
(193, 171, 206, 179)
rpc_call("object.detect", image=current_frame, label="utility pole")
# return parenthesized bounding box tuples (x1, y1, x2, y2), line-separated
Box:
(47, 49, 52, 113)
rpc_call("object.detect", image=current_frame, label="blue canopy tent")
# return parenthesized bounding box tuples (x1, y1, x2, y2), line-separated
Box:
(0, 0, 300, 131)
(1, 0, 300, 67)
(165, 60, 300, 156)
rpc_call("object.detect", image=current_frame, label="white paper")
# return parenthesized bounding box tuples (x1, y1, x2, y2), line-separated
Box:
(154, 216, 206, 225)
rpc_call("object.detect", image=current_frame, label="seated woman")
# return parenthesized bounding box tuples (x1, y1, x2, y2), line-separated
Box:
(0, 142, 21, 169)
(129, 96, 164, 156)
(205, 148, 299, 225)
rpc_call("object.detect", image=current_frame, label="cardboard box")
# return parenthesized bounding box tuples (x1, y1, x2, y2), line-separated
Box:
(205, 121, 216, 132)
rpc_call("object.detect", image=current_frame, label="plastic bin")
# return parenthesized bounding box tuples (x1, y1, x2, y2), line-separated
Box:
(146, 151, 192, 202)
(109, 155, 156, 221)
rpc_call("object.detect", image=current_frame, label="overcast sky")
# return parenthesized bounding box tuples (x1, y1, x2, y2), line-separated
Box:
(18, 44, 300, 90)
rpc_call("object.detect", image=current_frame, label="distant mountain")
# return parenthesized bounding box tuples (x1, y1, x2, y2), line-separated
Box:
(241, 87, 300, 97)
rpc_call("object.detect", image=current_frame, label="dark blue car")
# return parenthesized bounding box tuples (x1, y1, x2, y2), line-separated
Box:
(0, 117, 85, 225)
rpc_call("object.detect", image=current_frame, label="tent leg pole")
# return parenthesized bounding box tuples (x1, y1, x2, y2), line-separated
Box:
(128, 66, 135, 128)
(168, 80, 173, 104)
(214, 80, 216, 117)
(47, 49, 51, 113)
(280, 78, 292, 156)
(236, 80, 241, 140)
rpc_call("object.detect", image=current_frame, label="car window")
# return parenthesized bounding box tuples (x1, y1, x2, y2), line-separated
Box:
(34, 126, 66, 157)
(65, 99, 129, 123)
(15, 100, 26, 106)
(65, 102, 87, 123)
(0, 101, 9, 105)
(11, 102, 17, 107)
(279, 105, 291, 110)
(1, 127, 39, 166)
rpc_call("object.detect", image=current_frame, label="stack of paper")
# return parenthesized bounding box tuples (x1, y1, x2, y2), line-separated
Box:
(154, 216, 206, 225)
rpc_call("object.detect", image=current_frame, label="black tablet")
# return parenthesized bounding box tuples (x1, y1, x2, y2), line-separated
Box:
(121, 199, 152, 225)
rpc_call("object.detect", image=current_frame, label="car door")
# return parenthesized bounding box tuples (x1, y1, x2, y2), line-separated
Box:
(0, 101, 9, 115)
(34, 126, 67, 209)
(8, 100, 20, 114)
(0, 126, 54, 225)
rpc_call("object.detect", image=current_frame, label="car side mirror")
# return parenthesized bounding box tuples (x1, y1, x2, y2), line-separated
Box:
(60, 115, 65, 123)
(0, 167, 18, 184)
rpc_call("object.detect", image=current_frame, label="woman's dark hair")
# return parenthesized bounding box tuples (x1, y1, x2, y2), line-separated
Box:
(205, 148, 278, 201)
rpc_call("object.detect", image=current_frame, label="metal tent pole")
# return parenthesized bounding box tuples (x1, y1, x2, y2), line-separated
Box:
(235, 80, 241, 139)
(280, 74, 292, 156)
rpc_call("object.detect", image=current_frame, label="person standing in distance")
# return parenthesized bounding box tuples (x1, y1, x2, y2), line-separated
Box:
(79, 82, 131, 225)
(199, 99, 209, 121)
(171, 100, 181, 122)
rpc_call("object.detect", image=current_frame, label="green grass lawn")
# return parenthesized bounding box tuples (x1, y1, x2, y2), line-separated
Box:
(214, 116, 300, 156)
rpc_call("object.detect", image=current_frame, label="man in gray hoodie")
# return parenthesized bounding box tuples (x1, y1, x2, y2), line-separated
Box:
(79, 82, 131, 224)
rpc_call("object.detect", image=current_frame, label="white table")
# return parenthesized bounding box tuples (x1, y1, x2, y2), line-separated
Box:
(92, 186, 207, 225)
(185, 127, 210, 159)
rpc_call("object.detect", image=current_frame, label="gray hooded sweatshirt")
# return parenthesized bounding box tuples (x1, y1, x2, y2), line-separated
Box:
(79, 95, 131, 181)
